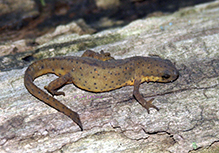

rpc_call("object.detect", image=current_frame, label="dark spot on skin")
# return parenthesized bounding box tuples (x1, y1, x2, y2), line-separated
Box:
(118, 73, 120, 75)
(98, 74, 100, 76)
(94, 68, 96, 71)
(93, 76, 95, 78)
(38, 91, 41, 94)
(79, 78, 81, 80)
(151, 71, 153, 73)
(76, 61, 78, 64)
(104, 76, 106, 78)
(52, 69, 55, 71)
(88, 88, 91, 90)
(41, 65, 44, 69)
(111, 81, 114, 83)
(105, 84, 108, 86)
(110, 73, 112, 75)
(61, 67, 64, 70)
(80, 67, 82, 69)
(94, 83, 96, 85)
(95, 87, 98, 89)
(109, 86, 112, 88)
(147, 66, 150, 69)
(59, 73, 61, 76)
(90, 71, 92, 74)
(85, 81, 87, 83)
(55, 103, 58, 106)
(83, 84, 85, 86)
(142, 64, 144, 66)
(81, 74, 83, 76)
(62, 107, 65, 109)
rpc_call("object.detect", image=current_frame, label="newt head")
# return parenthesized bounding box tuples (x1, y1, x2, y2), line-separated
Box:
(141, 57, 179, 83)
(159, 59, 179, 83)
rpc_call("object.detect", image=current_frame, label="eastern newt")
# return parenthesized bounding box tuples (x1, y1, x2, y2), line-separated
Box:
(24, 50, 179, 131)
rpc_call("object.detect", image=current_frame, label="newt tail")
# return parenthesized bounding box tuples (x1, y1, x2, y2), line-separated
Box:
(24, 59, 83, 131)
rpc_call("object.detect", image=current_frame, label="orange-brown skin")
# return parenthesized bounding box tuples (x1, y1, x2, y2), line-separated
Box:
(24, 50, 179, 131)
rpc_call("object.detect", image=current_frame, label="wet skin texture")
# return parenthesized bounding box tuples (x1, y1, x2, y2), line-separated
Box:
(24, 50, 179, 131)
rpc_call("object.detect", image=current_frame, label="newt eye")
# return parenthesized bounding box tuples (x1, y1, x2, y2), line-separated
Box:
(162, 74, 170, 79)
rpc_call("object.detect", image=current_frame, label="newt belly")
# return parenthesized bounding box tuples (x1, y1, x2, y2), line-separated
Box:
(24, 50, 179, 131)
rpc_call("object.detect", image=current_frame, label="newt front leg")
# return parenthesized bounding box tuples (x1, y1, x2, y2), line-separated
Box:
(133, 79, 159, 113)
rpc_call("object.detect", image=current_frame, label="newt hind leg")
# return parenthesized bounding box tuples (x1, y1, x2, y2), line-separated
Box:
(44, 73, 72, 96)
(43, 72, 83, 130)
(133, 79, 159, 113)
(82, 50, 114, 61)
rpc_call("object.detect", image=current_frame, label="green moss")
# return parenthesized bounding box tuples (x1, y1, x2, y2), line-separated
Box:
(32, 33, 122, 60)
